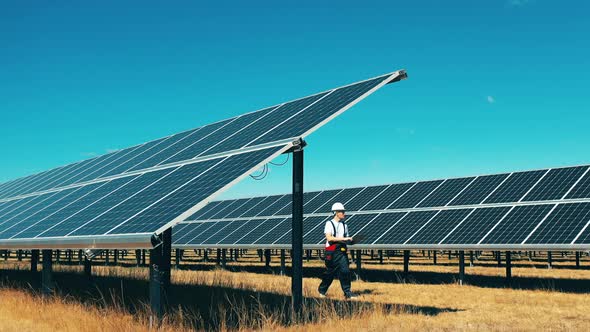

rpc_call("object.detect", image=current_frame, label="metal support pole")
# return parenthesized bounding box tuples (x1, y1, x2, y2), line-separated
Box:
(291, 145, 304, 316)
(433, 250, 437, 265)
(31, 250, 39, 273)
(547, 251, 552, 269)
(175, 249, 181, 269)
(150, 228, 172, 322)
(506, 251, 512, 284)
(576, 251, 580, 268)
(17, 249, 23, 261)
(469, 251, 474, 267)
(105, 250, 110, 266)
(216, 249, 221, 265)
(135, 249, 141, 266)
(142, 249, 146, 266)
(84, 256, 92, 279)
(355, 249, 362, 281)
(403, 250, 410, 278)
(113, 249, 118, 265)
(497, 251, 502, 266)
(280, 249, 286, 275)
(264, 249, 271, 268)
(203, 249, 209, 262)
(221, 249, 227, 269)
(458, 251, 465, 286)
(378, 250, 383, 264)
(41, 250, 54, 295)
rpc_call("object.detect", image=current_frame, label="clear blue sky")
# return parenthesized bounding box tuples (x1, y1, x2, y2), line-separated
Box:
(1, 1, 589, 200)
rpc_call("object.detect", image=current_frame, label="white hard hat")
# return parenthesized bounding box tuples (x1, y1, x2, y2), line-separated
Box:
(331, 202, 346, 212)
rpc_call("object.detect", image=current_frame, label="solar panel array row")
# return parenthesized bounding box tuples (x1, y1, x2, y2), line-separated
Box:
(174, 201, 590, 249)
(0, 71, 406, 249)
(186, 165, 590, 221)
(0, 71, 403, 202)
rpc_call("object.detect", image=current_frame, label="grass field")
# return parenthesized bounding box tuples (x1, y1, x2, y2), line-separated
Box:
(1, 250, 589, 331)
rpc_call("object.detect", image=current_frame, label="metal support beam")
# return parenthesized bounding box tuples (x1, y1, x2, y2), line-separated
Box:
(113, 249, 118, 265)
(221, 249, 227, 269)
(433, 250, 437, 265)
(403, 250, 410, 278)
(576, 251, 580, 268)
(547, 251, 552, 269)
(41, 250, 54, 295)
(458, 250, 465, 286)
(31, 249, 39, 273)
(135, 249, 141, 266)
(291, 144, 304, 316)
(203, 249, 209, 262)
(469, 251, 474, 267)
(84, 256, 92, 279)
(175, 249, 181, 269)
(506, 251, 512, 284)
(497, 251, 502, 266)
(280, 249, 286, 275)
(264, 249, 271, 268)
(216, 249, 221, 266)
(355, 249, 362, 281)
(150, 228, 172, 322)
(378, 250, 383, 264)
(105, 250, 110, 266)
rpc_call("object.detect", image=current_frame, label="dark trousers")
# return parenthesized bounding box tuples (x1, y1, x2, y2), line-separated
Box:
(318, 251, 351, 296)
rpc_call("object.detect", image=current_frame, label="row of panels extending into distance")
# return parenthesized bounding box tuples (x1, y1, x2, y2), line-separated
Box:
(173, 164, 590, 250)
(0, 70, 408, 249)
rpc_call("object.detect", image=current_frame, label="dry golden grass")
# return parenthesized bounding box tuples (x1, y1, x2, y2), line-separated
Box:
(1, 251, 590, 331)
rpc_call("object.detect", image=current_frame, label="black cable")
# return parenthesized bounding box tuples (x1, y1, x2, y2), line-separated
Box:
(269, 153, 290, 166)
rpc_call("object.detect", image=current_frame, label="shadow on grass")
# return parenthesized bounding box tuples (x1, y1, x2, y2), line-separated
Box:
(178, 262, 590, 294)
(0, 266, 457, 330)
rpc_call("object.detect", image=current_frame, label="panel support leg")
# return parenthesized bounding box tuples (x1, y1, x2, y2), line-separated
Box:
(150, 228, 171, 323)
(506, 251, 512, 284)
(378, 250, 383, 264)
(497, 251, 502, 267)
(264, 249, 271, 268)
(221, 249, 227, 269)
(355, 249, 362, 281)
(41, 250, 54, 295)
(469, 250, 474, 267)
(280, 249, 286, 275)
(135, 249, 141, 266)
(113, 249, 118, 265)
(31, 250, 39, 273)
(84, 256, 92, 279)
(403, 250, 410, 280)
(459, 250, 465, 286)
(547, 251, 552, 269)
(433, 250, 437, 265)
(576, 251, 580, 268)
(291, 144, 304, 317)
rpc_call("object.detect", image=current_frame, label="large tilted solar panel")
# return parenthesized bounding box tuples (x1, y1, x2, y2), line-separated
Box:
(173, 164, 590, 250)
(0, 70, 408, 249)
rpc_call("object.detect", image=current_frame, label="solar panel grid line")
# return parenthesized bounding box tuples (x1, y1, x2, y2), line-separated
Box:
(203, 221, 244, 245)
(206, 199, 244, 220)
(36, 175, 144, 238)
(181, 221, 222, 245)
(571, 209, 590, 244)
(147, 144, 293, 236)
(407, 209, 475, 245)
(444, 177, 478, 207)
(564, 167, 590, 199)
(259, 71, 405, 148)
(528, 166, 590, 201)
(186, 200, 224, 220)
(520, 204, 559, 244)
(412, 179, 448, 208)
(524, 203, 590, 244)
(216, 220, 258, 244)
(402, 210, 443, 244)
(235, 195, 280, 219)
(242, 90, 336, 149)
(356, 185, 392, 211)
(516, 169, 551, 202)
(101, 156, 231, 236)
(0, 139, 292, 205)
(218, 198, 255, 219)
(0, 163, 80, 199)
(480, 205, 555, 245)
(313, 188, 362, 214)
(479, 171, 514, 204)
(440, 207, 513, 245)
(253, 194, 291, 217)
(192, 105, 285, 158)
(61, 168, 182, 237)
(143, 116, 242, 168)
(388, 180, 444, 209)
(0, 192, 62, 228)
(253, 217, 291, 245)
(306, 190, 343, 214)
(477, 206, 516, 244)
(370, 212, 411, 244)
(0, 169, 61, 199)
(0, 196, 46, 226)
(345, 213, 381, 238)
(230, 219, 267, 244)
(234, 218, 280, 244)
(342, 187, 368, 206)
(437, 208, 488, 245)
(383, 182, 419, 210)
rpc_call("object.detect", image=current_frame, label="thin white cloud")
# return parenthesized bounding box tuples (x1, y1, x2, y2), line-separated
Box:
(487, 96, 496, 104)
(81, 152, 97, 158)
(106, 148, 119, 153)
(508, 0, 532, 7)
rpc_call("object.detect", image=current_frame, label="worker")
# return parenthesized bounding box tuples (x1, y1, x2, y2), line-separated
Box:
(318, 202, 358, 299)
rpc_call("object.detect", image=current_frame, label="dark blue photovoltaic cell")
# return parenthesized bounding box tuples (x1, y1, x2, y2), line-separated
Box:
(482, 205, 554, 244)
(198, 200, 237, 220)
(171, 223, 192, 240)
(186, 200, 224, 220)
(361, 183, 414, 211)
(448, 174, 509, 206)
(251, 75, 390, 146)
(254, 218, 291, 244)
(351, 212, 407, 244)
(522, 166, 589, 201)
(1, 186, 98, 239)
(108, 147, 281, 235)
(216, 219, 263, 244)
(275, 192, 321, 216)
(484, 170, 547, 204)
(566, 170, 590, 199)
(313, 188, 365, 214)
(441, 207, 511, 244)
(275, 216, 330, 245)
(38, 175, 154, 238)
(68, 161, 218, 237)
(255, 194, 292, 217)
(185, 222, 225, 244)
(175, 222, 218, 245)
(303, 190, 342, 214)
(574, 222, 590, 244)
(374, 211, 438, 244)
(2, 163, 82, 199)
(27, 159, 107, 194)
(125, 128, 204, 172)
(218, 198, 255, 219)
(207, 199, 245, 220)
(388, 180, 444, 209)
(234, 219, 277, 244)
(205, 94, 329, 155)
(407, 209, 473, 244)
(17, 176, 141, 239)
(417, 177, 474, 208)
(526, 203, 590, 244)
(0, 193, 59, 229)
(203, 220, 248, 244)
(228, 196, 273, 219)
(240, 196, 283, 218)
(343, 185, 388, 211)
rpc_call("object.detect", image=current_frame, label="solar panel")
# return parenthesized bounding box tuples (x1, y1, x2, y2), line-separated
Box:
(522, 166, 588, 201)
(407, 209, 473, 244)
(360, 183, 414, 211)
(447, 174, 508, 206)
(441, 207, 511, 245)
(374, 210, 439, 244)
(483, 170, 546, 203)
(416, 177, 475, 208)
(343, 185, 387, 211)
(234, 218, 279, 244)
(525, 203, 590, 244)
(388, 180, 444, 209)
(566, 169, 590, 199)
(481, 204, 554, 244)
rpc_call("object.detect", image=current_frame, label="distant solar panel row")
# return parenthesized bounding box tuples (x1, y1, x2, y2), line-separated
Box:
(174, 201, 590, 249)
(185, 165, 590, 222)
(0, 70, 407, 249)
(0, 71, 405, 202)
